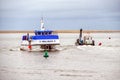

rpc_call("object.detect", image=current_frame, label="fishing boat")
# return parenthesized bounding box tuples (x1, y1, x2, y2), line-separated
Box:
(75, 29, 95, 46)
(20, 18, 60, 50)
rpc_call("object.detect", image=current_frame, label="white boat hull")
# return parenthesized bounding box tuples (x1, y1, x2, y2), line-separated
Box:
(21, 39, 60, 46)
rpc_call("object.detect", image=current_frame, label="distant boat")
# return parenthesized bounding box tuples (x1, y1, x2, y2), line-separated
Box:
(75, 29, 95, 46)
(20, 17, 60, 50)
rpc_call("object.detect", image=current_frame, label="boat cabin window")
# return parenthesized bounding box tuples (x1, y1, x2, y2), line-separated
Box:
(35, 32, 37, 35)
(49, 32, 52, 34)
(35, 31, 53, 35)
(38, 32, 42, 35)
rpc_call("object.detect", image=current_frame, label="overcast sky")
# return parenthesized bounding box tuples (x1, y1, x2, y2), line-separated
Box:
(0, 0, 120, 30)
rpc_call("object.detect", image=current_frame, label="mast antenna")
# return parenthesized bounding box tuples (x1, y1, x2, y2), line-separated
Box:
(40, 17, 45, 30)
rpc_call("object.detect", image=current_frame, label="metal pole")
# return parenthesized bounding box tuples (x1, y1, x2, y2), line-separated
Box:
(79, 28, 82, 41)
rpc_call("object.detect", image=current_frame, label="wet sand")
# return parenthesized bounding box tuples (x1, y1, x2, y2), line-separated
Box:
(0, 33, 120, 80)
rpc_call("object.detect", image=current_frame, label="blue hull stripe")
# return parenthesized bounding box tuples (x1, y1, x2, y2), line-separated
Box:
(32, 35, 59, 40)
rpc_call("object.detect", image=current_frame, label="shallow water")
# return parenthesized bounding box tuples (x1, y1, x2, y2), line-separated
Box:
(0, 33, 120, 80)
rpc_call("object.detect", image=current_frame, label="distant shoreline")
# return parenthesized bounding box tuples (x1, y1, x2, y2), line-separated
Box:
(0, 30, 120, 33)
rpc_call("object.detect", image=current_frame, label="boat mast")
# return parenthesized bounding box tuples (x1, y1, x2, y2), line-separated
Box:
(40, 17, 45, 30)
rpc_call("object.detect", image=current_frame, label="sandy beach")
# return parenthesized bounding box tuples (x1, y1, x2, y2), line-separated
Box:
(0, 30, 120, 33)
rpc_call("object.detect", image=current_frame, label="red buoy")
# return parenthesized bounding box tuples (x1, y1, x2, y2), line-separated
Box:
(28, 39, 32, 50)
(28, 45, 32, 50)
(98, 42, 102, 46)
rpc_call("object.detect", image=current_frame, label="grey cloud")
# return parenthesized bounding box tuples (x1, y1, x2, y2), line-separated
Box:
(0, 0, 120, 30)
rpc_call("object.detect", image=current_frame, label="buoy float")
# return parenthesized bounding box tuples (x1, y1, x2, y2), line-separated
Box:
(28, 45, 32, 50)
(109, 37, 111, 39)
(98, 42, 102, 46)
(28, 39, 32, 51)
(44, 50, 49, 58)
